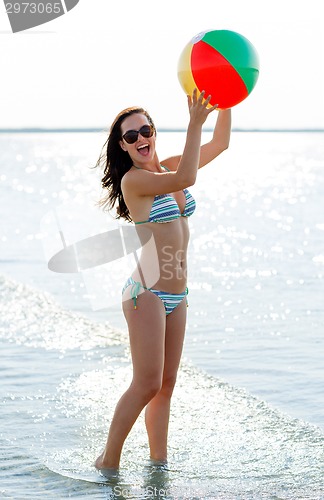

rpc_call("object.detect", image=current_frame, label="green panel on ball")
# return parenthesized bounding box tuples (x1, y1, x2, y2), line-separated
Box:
(202, 30, 260, 94)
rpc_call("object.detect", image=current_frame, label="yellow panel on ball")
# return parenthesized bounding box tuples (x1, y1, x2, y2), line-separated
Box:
(177, 42, 197, 97)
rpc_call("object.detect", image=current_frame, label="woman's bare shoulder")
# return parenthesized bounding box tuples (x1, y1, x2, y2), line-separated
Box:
(121, 169, 137, 193)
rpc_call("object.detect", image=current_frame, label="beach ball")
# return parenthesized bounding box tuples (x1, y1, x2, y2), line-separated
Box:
(177, 29, 260, 109)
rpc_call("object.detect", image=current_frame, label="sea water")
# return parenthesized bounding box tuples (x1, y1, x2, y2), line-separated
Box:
(0, 131, 323, 499)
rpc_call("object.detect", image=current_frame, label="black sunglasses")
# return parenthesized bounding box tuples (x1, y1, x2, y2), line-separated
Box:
(122, 124, 154, 144)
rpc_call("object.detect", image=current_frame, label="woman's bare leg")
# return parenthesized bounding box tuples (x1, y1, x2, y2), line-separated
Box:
(95, 290, 166, 470)
(144, 297, 187, 461)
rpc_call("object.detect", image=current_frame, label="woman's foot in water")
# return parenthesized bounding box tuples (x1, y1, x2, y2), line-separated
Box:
(94, 452, 119, 478)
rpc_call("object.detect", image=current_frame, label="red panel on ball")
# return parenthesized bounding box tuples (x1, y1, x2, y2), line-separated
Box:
(191, 41, 249, 108)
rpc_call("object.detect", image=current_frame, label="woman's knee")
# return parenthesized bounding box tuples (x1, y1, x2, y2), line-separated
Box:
(160, 374, 178, 399)
(132, 377, 162, 404)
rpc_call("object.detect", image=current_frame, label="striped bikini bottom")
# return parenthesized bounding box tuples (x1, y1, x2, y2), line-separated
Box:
(122, 277, 188, 316)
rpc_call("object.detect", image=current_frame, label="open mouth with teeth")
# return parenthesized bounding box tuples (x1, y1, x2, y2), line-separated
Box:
(137, 144, 150, 156)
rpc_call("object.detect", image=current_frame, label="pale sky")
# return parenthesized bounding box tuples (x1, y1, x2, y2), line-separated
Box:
(1, 0, 323, 129)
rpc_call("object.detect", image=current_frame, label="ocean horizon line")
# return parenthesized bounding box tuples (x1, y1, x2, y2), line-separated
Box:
(0, 127, 323, 134)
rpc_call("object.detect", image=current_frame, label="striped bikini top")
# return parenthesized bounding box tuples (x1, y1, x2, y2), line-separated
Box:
(133, 165, 196, 225)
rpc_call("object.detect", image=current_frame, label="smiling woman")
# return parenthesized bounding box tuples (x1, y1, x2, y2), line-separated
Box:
(92, 89, 231, 476)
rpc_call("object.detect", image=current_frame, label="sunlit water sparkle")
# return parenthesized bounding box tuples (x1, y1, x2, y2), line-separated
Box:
(0, 131, 323, 498)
